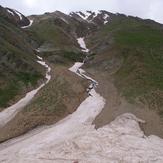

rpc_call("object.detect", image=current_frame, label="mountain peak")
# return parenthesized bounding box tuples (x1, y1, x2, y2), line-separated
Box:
(69, 10, 111, 25)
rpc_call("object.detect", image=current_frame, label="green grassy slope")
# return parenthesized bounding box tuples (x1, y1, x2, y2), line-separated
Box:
(29, 17, 78, 48)
(0, 13, 44, 109)
(28, 16, 85, 63)
(88, 15, 163, 115)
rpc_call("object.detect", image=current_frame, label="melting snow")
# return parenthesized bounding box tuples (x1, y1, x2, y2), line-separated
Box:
(1, 36, 163, 163)
(7, 9, 15, 16)
(36, 55, 43, 61)
(92, 11, 99, 19)
(74, 11, 99, 23)
(14, 10, 23, 20)
(1, 111, 163, 162)
(21, 19, 33, 29)
(76, 11, 91, 20)
(75, 11, 110, 24)
(37, 59, 51, 83)
(77, 37, 89, 53)
(0, 58, 106, 162)
(103, 13, 110, 24)
(0, 55, 51, 128)
(60, 17, 69, 24)
(69, 62, 84, 77)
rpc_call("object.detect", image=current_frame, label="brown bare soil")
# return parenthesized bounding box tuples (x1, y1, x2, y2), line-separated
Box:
(86, 68, 163, 138)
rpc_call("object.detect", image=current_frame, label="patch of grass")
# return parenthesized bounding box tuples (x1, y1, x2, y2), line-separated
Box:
(30, 20, 74, 47)
(114, 24, 163, 98)
(0, 81, 19, 108)
(16, 72, 43, 86)
(63, 51, 84, 62)
(89, 15, 163, 112)
(24, 76, 68, 114)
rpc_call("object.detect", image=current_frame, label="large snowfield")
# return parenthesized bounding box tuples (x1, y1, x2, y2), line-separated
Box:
(0, 38, 163, 163)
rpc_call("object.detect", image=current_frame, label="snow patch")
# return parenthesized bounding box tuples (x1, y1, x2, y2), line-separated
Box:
(76, 11, 91, 20)
(0, 60, 106, 162)
(14, 10, 23, 20)
(77, 37, 89, 53)
(36, 55, 43, 61)
(7, 9, 15, 16)
(103, 13, 110, 24)
(76, 11, 99, 22)
(69, 62, 84, 77)
(37, 58, 51, 83)
(21, 19, 33, 29)
(92, 11, 99, 19)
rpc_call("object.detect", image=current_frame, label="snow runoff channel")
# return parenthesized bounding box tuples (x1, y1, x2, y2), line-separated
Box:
(0, 38, 163, 162)
(0, 55, 51, 128)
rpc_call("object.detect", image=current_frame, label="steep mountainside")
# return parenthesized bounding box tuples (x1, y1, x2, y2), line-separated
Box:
(1, 7, 163, 141)
(0, 5, 30, 27)
(33, 10, 163, 118)
(84, 14, 163, 136)
(25, 10, 114, 66)
(0, 6, 45, 109)
(29, 10, 163, 136)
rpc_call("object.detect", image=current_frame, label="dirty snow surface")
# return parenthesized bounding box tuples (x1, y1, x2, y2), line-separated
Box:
(0, 55, 51, 128)
(77, 37, 89, 53)
(1, 38, 163, 163)
(1, 110, 163, 162)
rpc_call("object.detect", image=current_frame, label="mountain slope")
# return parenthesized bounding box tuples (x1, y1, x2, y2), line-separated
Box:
(20, 10, 163, 137)
(0, 6, 45, 109)
(84, 14, 163, 136)
(1, 8, 163, 142)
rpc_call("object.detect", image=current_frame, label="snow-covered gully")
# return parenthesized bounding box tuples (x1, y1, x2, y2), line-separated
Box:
(0, 38, 163, 163)
(21, 19, 33, 28)
(0, 55, 51, 128)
